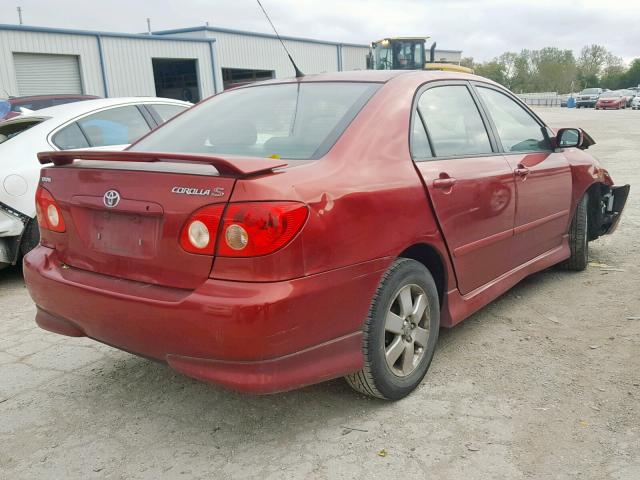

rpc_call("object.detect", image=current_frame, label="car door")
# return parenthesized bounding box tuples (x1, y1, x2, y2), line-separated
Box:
(473, 83, 572, 264)
(412, 82, 517, 295)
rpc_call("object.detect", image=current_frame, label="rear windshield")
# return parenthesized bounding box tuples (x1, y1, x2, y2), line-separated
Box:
(0, 119, 44, 145)
(130, 82, 380, 160)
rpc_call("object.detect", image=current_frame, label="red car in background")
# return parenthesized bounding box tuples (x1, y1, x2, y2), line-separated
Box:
(595, 90, 627, 109)
(0, 94, 100, 120)
(24, 71, 629, 400)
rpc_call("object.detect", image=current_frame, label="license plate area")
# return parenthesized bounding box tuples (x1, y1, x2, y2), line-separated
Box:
(89, 211, 159, 258)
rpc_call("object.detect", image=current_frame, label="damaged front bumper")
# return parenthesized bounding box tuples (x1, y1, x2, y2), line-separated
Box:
(601, 184, 630, 235)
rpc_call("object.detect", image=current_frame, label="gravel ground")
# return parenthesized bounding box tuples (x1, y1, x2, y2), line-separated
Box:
(1, 107, 638, 480)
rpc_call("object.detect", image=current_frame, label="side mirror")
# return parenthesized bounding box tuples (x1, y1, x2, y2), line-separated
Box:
(556, 128, 581, 148)
(554, 127, 596, 150)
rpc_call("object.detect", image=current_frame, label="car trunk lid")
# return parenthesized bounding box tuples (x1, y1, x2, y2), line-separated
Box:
(37, 150, 286, 289)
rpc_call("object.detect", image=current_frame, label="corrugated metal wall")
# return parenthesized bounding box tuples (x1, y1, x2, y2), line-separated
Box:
(99, 37, 215, 98)
(206, 30, 338, 79)
(0, 29, 105, 97)
(166, 29, 370, 85)
(0, 26, 374, 101)
(0, 29, 216, 99)
(341, 45, 368, 71)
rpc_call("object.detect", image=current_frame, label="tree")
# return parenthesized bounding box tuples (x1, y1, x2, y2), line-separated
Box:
(460, 57, 475, 69)
(474, 61, 506, 84)
(621, 58, 640, 88)
(532, 48, 577, 92)
(468, 45, 632, 93)
(577, 44, 608, 88)
(601, 53, 626, 89)
(497, 52, 519, 89)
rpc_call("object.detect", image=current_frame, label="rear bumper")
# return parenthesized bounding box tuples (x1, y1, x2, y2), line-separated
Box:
(24, 247, 389, 393)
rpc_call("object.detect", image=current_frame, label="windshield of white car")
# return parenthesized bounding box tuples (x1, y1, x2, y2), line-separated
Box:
(581, 88, 600, 94)
(130, 82, 381, 160)
(0, 119, 45, 145)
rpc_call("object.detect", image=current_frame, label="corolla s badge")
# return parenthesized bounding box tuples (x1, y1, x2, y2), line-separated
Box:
(171, 186, 225, 197)
(103, 190, 121, 208)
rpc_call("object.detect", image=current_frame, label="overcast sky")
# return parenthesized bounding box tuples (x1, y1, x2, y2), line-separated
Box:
(1, 0, 637, 63)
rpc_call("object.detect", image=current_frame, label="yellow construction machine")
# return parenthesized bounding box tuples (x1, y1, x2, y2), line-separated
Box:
(367, 37, 474, 74)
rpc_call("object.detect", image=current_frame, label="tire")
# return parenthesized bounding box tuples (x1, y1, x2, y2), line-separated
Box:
(559, 194, 588, 271)
(20, 219, 40, 256)
(345, 258, 440, 400)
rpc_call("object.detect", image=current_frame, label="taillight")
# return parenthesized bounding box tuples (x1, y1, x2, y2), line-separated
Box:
(180, 202, 308, 257)
(179, 204, 225, 255)
(218, 202, 308, 257)
(35, 185, 66, 233)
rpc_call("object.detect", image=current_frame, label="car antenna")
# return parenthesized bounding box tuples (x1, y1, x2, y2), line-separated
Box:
(256, 0, 304, 78)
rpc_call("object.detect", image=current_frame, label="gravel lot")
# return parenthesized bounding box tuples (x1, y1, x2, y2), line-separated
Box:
(1, 107, 638, 480)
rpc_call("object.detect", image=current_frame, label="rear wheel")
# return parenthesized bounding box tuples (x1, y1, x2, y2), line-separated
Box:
(345, 258, 440, 400)
(559, 195, 589, 271)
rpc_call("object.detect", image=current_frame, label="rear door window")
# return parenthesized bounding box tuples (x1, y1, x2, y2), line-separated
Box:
(476, 86, 550, 152)
(418, 85, 492, 157)
(52, 122, 90, 149)
(149, 103, 189, 123)
(410, 113, 433, 159)
(77, 105, 152, 147)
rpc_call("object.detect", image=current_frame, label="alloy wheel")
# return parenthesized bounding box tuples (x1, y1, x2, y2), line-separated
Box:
(383, 284, 431, 377)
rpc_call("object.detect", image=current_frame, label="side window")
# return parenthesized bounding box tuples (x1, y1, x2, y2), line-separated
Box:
(476, 87, 550, 152)
(77, 105, 151, 147)
(52, 123, 90, 150)
(410, 113, 432, 159)
(150, 104, 188, 123)
(418, 85, 492, 157)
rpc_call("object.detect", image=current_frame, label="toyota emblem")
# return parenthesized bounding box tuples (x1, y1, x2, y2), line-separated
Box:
(103, 190, 121, 208)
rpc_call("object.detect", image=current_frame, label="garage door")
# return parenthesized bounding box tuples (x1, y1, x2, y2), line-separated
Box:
(13, 53, 83, 96)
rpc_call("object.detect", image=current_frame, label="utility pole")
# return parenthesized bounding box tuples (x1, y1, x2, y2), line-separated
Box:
(17, 6, 23, 25)
(146, 18, 151, 35)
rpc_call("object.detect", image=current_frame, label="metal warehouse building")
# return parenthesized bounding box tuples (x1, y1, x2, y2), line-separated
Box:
(0, 24, 461, 101)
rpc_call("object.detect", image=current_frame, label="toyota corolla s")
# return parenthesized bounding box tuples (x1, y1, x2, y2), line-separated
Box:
(24, 70, 629, 400)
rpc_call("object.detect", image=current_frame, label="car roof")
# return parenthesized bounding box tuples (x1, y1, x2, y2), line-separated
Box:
(8, 94, 99, 103)
(13, 97, 191, 122)
(233, 69, 497, 88)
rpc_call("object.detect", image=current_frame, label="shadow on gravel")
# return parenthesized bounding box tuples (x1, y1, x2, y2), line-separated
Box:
(62, 351, 386, 441)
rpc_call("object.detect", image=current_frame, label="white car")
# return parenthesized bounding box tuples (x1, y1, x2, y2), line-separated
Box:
(632, 95, 640, 110)
(0, 97, 191, 269)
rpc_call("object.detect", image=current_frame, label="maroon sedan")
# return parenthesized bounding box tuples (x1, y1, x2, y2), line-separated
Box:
(24, 71, 629, 400)
(0, 94, 100, 120)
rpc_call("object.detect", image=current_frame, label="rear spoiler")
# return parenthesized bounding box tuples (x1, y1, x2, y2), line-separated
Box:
(37, 150, 288, 176)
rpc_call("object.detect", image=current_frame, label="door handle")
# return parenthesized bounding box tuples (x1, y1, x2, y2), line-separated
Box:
(514, 164, 530, 177)
(433, 177, 457, 189)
